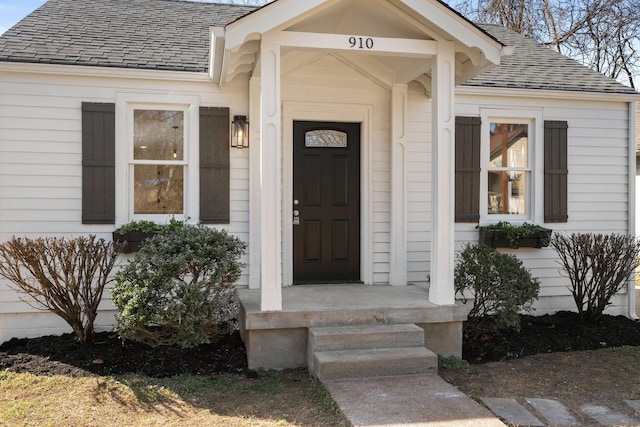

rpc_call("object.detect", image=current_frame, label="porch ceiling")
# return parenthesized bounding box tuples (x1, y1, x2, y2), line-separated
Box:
(213, 0, 508, 88)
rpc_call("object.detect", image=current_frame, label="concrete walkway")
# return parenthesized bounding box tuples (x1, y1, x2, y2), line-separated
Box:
(323, 374, 505, 427)
(324, 375, 640, 426)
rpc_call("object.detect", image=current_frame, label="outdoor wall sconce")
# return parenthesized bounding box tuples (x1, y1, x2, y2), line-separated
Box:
(232, 115, 249, 149)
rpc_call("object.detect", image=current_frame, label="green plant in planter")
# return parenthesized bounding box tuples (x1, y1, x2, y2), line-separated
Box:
(477, 221, 552, 249)
(115, 220, 163, 234)
(113, 218, 189, 253)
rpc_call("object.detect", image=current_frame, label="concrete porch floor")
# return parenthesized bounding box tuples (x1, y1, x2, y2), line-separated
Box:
(237, 284, 468, 370)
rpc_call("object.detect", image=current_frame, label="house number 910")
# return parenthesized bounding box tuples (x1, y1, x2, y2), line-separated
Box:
(349, 36, 374, 49)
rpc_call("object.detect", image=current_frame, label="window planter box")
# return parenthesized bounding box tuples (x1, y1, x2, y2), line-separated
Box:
(478, 226, 552, 249)
(112, 231, 157, 254)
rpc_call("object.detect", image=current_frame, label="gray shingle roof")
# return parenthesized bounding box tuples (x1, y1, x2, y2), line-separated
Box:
(0, 0, 254, 72)
(466, 24, 638, 95)
(0, 0, 636, 96)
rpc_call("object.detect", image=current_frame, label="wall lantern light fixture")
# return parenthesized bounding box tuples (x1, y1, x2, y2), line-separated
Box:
(232, 115, 249, 149)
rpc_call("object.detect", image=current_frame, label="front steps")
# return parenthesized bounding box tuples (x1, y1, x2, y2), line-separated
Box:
(308, 324, 438, 381)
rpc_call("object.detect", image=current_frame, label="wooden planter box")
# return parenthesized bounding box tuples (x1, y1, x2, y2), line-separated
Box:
(112, 231, 157, 253)
(478, 228, 552, 249)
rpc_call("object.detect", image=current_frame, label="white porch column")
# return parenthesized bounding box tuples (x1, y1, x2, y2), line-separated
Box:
(390, 84, 408, 286)
(259, 38, 282, 311)
(249, 76, 261, 290)
(430, 41, 456, 305)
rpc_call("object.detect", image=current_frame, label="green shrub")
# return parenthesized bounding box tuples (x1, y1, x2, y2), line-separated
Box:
(551, 233, 640, 321)
(454, 243, 540, 334)
(112, 225, 246, 348)
(0, 235, 120, 344)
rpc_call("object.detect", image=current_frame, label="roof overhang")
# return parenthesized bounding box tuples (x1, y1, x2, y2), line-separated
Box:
(211, 0, 510, 89)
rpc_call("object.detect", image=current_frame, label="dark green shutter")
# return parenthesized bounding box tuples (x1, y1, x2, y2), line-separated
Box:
(455, 116, 481, 222)
(200, 107, 230, 224)
(82, 102, 115, 224)
(544, 121, 568, 223)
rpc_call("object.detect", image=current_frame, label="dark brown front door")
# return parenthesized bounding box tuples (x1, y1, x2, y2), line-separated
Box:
(293, 121, 361, 283)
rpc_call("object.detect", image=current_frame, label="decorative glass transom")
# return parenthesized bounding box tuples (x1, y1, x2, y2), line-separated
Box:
(305, 130, 347, 148)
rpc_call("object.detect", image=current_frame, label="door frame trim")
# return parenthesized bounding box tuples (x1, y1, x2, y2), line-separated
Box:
(283, 101, 373, 287)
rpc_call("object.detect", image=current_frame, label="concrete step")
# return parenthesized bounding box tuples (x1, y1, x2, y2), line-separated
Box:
(309, 324, 425, 353)
(313, 346, 437, 381)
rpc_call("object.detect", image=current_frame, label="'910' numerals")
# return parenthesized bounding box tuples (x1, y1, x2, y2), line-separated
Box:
(349, 36, 374, 49)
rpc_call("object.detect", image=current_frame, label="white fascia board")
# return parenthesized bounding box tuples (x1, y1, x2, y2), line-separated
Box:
(210, 26, 225, 83)
(224, 0, 334, 51)
(268, 31, 438, 58)
(457, 85, 640, 103)
(0, 61, 212, 83)
(402, 0, 504, 64)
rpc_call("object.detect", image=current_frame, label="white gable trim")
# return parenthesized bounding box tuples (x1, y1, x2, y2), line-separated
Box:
(225, 0, 333, 50)
(401, 0, 504, 64)
(217, 0, 508, 87)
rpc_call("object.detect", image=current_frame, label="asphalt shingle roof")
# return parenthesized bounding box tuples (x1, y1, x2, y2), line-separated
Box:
(0, 0, 636, 96)
(468, 24, 638, 95)
(0, 0, 254, 72)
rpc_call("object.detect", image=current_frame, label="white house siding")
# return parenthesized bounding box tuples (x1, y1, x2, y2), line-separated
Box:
(281, 54, 392, 285)
(454, 92, 632, 316)
(0, 67, 251, 342)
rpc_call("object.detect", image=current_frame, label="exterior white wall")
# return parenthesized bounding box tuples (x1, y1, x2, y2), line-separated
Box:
(0, 62, 633, 342)
(0, 67, 251, 342)
(454, 92, 632, 316)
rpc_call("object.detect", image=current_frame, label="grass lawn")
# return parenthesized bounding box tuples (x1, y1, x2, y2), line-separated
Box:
(0, 369, 349, 427)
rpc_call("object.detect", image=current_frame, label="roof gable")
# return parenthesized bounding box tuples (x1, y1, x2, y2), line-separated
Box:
(217, 0, 506, 87)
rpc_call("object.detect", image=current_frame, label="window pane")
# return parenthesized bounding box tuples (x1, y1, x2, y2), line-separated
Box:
(134, 165, 184, 214)
(489, 123, 528, 168)
(488, 170, 527, 215)
(134, 110, 184, 160)
(305, 130, 347, 148)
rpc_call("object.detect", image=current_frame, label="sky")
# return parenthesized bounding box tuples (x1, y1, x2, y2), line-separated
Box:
(0, 0, 46, 35)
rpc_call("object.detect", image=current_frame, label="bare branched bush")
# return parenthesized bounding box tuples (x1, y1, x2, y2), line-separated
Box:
(551, 233, 640, 321)
(0, 235, 121, 344)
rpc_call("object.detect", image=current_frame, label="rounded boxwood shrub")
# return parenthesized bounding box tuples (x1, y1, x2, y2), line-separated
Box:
(454, 243, 540, 335)
(112, 225, 246, 348)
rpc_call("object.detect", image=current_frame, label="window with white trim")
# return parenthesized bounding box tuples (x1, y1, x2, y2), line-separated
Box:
(480, 109, 543, 224)
(123, 100, 197, 223)
(133, 109, 185, 215)
(487, 122, 530, 215)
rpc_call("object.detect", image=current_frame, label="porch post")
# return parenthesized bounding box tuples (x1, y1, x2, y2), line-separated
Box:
(259, 37, 282, 311)
(429, 41, 456, 305)
(249, 76, 261, 290)
(390, 83, 408, 286)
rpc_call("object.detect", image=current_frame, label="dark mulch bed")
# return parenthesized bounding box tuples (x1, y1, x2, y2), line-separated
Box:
(2, 311, 640, 377)
(0, 331, 249, 378)
(463, 311, 640, 363)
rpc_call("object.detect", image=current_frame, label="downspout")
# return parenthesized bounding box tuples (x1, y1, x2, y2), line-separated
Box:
(628, 100, 638, 320)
